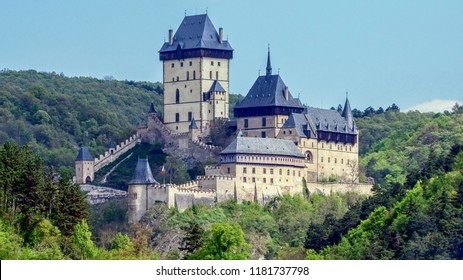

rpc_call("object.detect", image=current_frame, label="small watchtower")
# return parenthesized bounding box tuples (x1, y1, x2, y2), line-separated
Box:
(127, 158, 159, 223)
(75, 147, 94, 184)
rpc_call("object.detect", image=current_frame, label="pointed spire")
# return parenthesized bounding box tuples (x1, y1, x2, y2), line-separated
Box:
(342, 92, 355, 131)
(266, 44, 272, 77)
(149, 102, 156, 114)
(189, 117, 198, 130)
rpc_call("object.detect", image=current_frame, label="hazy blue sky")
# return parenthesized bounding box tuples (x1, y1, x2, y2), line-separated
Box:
(1, 0, 462, 112)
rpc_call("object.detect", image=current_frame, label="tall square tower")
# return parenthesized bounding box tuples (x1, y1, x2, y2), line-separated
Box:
(159, 14, 233, 134)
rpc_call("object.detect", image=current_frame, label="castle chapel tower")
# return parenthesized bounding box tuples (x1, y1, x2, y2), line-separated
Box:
(159, 14, 233, 134)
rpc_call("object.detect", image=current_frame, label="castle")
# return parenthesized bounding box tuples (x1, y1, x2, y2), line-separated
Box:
(74, 14, 372, 224)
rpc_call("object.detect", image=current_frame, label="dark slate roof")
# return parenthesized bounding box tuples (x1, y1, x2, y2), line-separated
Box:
(306, 107, 357, 134)
(129, 159, 159, 185)
(341, 97, 356, 131)
(75, 147, 94, 161)
(189, 117, 198, 129)
(220, 136, 304, 158)
(149, 102, 156, 113)
(208, 80, 226, 92)
(281, 113, 316, 137)
(159, 14, 233, 53)
(235, 74, 304, 109)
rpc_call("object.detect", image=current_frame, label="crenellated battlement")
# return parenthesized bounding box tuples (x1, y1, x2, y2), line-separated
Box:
(175, 187, 216, 194)
(197, 175, 234, 181)
(192, 139, 222, 150)
(175, 181, 199, 189)
(205, 165, 221, 170)
(93, 133, 141, 172)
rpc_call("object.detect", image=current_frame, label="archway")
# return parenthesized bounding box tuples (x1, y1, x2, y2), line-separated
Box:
(305, 151, 313, 162)
(85, 176, 92, 184)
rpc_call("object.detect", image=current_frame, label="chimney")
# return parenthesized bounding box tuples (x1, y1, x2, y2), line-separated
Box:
(219, 27, 223, 44)
(168, 29, 173, 45)
(284, 86, 289, 100)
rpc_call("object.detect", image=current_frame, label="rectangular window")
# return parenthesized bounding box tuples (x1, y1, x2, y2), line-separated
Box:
(193, 71, 196, 80)
(328, 157, 330, 163)
(261, 131, 266, 138)
(252, 168, 256, 174)
(209, 71, 212, 79)
(287, 169, 290, 175)
(189, 61, 192, 66)
(133, 193, 137, 200)
(262, 117, 266, 127)
(188, 112, 192, 121)
(218, 61, 221, 66)
(216, 71, 219, 80)
(244, 119, 248, 128)
(270, 169, 274, 175)
(227, 168, 230, 174)
(321, 157, 324, 163)
(175, 113, 179, 122)
(243, 167, 247, 174)
(279, 169, 282, 175)
(186, 71, 189, 80)
(263, 178, 266, 183)
(252, 177, 255, 183)
(243, 177, 247, 183)
(171, 63, 174, 68)
(270, 178, 274, 184)
(211, 61, 214, 66)
(263, 168, 267, 174)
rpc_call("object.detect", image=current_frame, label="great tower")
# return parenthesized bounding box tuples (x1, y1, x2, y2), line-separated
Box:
(159, 14, 233, 135)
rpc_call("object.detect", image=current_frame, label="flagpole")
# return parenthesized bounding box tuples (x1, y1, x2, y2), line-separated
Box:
(162, 165, 165, 186)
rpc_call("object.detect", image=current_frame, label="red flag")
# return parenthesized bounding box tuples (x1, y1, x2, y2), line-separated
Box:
(161, 165, 165, 175)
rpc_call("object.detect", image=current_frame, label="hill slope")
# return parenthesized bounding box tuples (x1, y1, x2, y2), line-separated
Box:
(0, 69, 163, 168)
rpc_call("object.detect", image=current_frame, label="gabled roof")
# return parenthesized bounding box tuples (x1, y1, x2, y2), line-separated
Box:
(159, 14, 233, 53)
(75, 147, 94, 161)
(281, 113, 316, 137)
(306, 107, 357, 134)
(208, 80, 226, 93)
(220, 136, 304, 158)
(234, 74, 304, 109)
(129, 158, 159, 185)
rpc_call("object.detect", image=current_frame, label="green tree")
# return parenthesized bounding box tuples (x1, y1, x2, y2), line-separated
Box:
(188, 223, 251, 260)
(71, 219, 97, 259)
(52, 172, 88, 235)
(180, 221, 205, 259)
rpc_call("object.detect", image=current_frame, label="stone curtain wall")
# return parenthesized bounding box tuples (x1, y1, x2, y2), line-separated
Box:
(94, 133, 141, 172)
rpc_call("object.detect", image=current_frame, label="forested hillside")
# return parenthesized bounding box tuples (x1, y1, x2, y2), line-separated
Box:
(0, 70, 162, 169)
(302, 106, 463, 259)
(2, 69, 463, 259)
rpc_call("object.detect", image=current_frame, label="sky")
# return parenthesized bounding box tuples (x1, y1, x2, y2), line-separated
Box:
(1, 0, 462, 112)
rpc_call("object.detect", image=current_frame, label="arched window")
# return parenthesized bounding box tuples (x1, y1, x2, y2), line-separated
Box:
(305, 151, 313, 162)
(176, 89, 180, 104)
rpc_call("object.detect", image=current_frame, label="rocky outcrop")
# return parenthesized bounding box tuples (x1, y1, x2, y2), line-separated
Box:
(80, 184, 127, 204)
